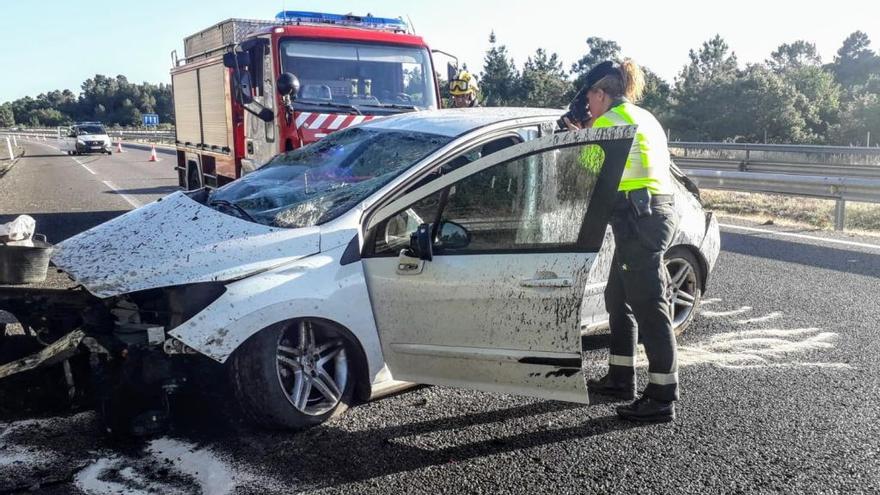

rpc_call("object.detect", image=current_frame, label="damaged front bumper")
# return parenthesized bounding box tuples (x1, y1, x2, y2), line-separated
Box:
(0, 282, 226, 435)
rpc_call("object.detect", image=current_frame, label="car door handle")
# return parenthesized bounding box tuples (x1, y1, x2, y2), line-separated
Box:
(520, 277, 573, 288)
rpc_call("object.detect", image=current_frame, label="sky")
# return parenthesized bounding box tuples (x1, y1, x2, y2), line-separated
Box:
(1, 0, 879, 102)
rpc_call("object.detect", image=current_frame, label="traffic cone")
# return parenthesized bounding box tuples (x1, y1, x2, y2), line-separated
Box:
(117, 140, 124, 153)
(148, 144, 158, 162)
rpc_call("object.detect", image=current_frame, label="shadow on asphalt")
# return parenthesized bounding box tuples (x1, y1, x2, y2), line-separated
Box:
(721, 231, 880, 278)
(167, 395, 647, 489)
(17, 154, 67, 159)
(0, 210, 126, 243)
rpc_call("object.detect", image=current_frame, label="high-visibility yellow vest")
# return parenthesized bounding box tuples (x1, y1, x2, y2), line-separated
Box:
(591, 100, 673, 194)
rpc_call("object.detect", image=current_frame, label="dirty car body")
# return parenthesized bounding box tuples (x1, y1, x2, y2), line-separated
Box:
(0, 108, 719, 432)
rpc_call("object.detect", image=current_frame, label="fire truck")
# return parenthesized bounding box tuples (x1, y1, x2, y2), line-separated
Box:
(170, 11, 448, 190)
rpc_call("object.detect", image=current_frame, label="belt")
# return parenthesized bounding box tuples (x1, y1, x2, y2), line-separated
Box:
(614, 190, 674, 206)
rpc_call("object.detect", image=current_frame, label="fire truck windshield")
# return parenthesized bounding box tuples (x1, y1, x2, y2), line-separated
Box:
(207, 127, 452, 228)
(280, 40, 438, 111)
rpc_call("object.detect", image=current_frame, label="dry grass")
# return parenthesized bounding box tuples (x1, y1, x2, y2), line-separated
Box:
(701, 190, 880, 234)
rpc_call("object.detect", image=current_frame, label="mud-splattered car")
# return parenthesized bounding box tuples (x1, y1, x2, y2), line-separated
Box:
(0, 108, 719, 434)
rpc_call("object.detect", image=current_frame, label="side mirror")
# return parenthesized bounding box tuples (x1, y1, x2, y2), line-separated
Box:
(435, 221, 470, 250)
(277, 72, 300, 98)
(223, 51, 251, 69)
(407, 223, 433, 261)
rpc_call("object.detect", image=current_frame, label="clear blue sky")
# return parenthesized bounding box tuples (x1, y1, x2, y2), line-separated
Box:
(1, 0, 878, 102)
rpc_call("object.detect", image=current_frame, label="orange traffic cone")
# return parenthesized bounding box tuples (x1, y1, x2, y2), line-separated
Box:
(117, 140, 124, 153)
(148, 144, 158, 162)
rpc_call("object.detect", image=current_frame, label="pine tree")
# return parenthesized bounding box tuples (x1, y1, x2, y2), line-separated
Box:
(480, 31, 519, 107)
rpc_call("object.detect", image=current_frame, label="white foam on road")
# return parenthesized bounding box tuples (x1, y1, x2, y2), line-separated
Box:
(701, 306, 752, 318)
(147, 438, 236, 495)
(72, 436, 289, 495)
(736, 311, 783, 325)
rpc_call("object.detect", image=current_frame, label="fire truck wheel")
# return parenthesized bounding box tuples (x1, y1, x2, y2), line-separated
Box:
(229, 320, 357, 430)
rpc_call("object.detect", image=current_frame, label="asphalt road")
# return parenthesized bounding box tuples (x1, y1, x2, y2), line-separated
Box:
(1, 140, 879, 494)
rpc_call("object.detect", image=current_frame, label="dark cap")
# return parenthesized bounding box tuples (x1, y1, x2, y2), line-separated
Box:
(584, 61, 621, 90)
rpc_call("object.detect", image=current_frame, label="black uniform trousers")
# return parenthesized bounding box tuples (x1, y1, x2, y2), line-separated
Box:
(604, 193, 679, 402)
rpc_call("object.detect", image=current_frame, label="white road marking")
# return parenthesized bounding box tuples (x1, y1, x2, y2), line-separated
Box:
(102, 180, 141, 208)
(71, 156, 97, 175)
(720, 222, 880, 251)
(701, 306, 752, 318)
(736, 311, 783, 325)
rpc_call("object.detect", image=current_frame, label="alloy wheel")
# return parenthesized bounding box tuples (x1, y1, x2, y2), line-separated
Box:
(665, 257, 699, 329)
(276, 321, 349, 416)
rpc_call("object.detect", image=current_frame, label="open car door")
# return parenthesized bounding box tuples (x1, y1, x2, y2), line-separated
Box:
(361, 126, 634, 403)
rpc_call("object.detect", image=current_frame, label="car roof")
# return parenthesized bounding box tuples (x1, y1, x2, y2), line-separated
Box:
(361, 107, 564, 137)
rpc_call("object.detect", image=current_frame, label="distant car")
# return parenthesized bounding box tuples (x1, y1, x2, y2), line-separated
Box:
(4, 108, 719, 433)
(60, 122, 112, 155)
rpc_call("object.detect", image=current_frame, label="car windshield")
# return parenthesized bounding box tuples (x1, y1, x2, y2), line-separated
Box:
(77, 125, 106, 135)
(280, 40, 438, 111)
(207, 127, 452, 228)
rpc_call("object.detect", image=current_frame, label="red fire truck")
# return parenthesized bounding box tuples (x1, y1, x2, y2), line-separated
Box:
(170, 11, 448, 189)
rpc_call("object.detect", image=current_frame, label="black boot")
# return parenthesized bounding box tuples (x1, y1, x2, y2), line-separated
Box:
(616, 395, 675, 423)
(586, 373, 636, 400)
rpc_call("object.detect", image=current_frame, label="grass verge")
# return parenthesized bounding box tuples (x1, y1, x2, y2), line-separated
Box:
(701, 190, 880, 234)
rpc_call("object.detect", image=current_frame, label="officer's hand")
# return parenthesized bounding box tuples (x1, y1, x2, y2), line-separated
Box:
(562, 116, 581, 131)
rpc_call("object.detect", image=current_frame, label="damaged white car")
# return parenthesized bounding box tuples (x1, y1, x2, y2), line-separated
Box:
(0, 108, 719, 434)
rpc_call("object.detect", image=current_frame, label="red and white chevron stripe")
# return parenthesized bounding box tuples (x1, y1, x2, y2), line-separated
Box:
(294, 112, 378, 131)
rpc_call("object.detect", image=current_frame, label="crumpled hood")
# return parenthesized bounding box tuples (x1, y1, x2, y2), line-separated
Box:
(52, 192, 321, 298)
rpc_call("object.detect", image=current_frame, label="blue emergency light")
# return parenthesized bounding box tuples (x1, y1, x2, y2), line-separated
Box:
(275, 11, 409, 33)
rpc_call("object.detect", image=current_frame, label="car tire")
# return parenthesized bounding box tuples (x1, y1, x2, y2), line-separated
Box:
(229, 320, 355, 430)
(664, 247, 703, 336)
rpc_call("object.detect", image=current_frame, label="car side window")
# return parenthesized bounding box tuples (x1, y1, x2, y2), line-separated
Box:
(438, 145, 600, 252)
(372, 143, 604, 256)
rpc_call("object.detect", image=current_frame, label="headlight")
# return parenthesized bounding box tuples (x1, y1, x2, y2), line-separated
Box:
(76, 139, 85, 145)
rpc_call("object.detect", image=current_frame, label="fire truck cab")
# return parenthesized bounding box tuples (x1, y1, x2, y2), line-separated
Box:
(170, 11, 445, 190)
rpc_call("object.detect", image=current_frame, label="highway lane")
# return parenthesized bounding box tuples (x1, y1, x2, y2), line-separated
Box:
(0, 139, 178, 242)
(1, 141, 879, 493)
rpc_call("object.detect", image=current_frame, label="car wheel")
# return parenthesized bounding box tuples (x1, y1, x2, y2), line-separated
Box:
(664, 247, 703, 335)
(230, 320, 355, 429)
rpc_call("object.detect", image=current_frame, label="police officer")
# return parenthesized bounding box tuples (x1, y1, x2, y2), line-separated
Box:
(449, 70, 480, 108)
(566, 59, 679, 422)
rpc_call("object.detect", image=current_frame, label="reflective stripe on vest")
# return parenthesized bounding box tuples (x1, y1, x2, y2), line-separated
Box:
(591, 102, 673, 194)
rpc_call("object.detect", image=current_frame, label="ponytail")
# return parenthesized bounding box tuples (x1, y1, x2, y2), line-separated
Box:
(591, 58, 646, 103)
(620, 59, 645, 102)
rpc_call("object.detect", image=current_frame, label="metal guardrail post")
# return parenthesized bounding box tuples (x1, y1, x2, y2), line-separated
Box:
(834, 200, 846, 231)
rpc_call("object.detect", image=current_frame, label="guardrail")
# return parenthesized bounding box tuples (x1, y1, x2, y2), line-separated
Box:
(671, 142, 880, 230)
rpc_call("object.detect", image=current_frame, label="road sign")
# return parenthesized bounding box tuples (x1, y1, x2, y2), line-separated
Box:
(143, 113, 159, 126)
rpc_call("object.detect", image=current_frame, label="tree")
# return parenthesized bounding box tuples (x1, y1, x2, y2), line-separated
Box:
(829, 31, 880, 92)
(0, 103, 13, 127)
(669, 35, 740, 140)
(570, 37, 622, 92)
(831, 93, 880, 146)
(768, 41, 821, 73)
(640, 67, 672, 122)
(480, 32, 520, 106)
(517, 48, 571, 108)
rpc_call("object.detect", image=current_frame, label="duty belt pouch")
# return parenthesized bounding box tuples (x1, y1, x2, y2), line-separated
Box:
(628, 188, 653, 218)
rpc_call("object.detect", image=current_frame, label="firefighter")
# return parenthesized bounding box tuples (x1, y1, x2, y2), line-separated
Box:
(449, 70, 480, 108)
(566, 60, 680, 422)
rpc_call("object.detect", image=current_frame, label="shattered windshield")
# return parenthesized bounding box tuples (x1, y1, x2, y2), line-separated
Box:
(207, 127, 452, 228)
